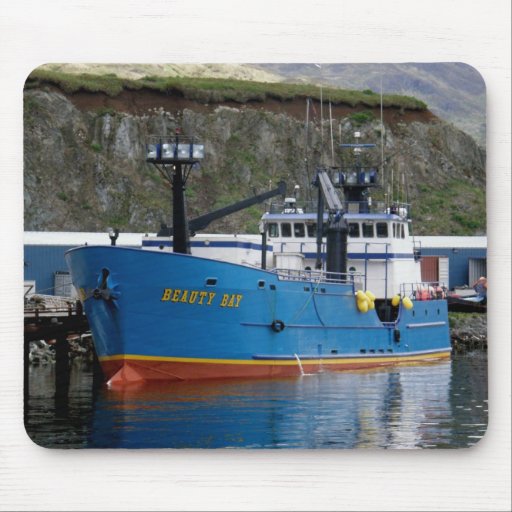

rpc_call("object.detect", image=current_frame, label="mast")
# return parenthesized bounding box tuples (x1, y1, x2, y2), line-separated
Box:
(304, 97, 312, 203)
(145, 130, 204, 254)
(339, 133, 378, 214)
(313, 168, 348, 276)
(329, 101, 335, 167)
(380, 75, 386, 208)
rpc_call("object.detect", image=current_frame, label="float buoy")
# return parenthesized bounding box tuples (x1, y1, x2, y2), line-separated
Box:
(402, 297, 413, 310)
(365, 290, 376, 302)
(391, 294, 401, 307)
(355, 290, 367, 302)
(357, 299, 369, 313)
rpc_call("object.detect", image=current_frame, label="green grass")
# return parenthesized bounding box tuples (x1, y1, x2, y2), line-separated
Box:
(24, 69, 428, 111)
(448, 312, 483, 328)
(349, 110, 375, 125)
(413, 178, 486, 235)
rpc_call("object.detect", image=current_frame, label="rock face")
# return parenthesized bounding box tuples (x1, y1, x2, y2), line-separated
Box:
(23, 88, 486, 235)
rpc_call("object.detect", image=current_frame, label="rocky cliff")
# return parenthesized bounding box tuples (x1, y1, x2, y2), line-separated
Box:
(23, 86, 486, 236)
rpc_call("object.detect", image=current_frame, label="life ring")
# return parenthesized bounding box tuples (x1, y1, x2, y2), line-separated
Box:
(271, 319, 285, 332)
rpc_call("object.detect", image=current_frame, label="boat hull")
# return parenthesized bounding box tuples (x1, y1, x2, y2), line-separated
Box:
(65, 246, 452, 385)
(99, 351, 451, 385)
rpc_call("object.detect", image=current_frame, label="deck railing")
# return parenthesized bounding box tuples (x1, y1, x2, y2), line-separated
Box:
(400, 282, 448, 300)
(267, 200, 411, 217)
(271, 267, 364, 287)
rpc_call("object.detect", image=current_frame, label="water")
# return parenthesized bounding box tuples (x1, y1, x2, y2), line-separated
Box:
(25, 353, 488, 449)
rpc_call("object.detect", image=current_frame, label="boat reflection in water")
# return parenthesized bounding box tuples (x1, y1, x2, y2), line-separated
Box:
(88, 360, 459, 449)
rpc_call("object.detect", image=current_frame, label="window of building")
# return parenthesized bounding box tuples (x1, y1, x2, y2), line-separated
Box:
(348, 222, 360, 238)
(268, 223, 279, 237)
(362, 222, 374, 238)
(294, 223, 305, 238)
(376, 222, 388, 238)
(281, 223, 292, 237)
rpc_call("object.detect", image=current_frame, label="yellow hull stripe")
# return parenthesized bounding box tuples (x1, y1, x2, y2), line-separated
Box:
(100, 351, 451, 366)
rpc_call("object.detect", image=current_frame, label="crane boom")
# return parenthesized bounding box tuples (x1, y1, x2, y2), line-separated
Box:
(158, 181, 286, 237)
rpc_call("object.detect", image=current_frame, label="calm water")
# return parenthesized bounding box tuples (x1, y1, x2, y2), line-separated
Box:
(25, 353, 488, 449)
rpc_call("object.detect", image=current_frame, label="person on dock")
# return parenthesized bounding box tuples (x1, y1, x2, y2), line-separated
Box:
(472, 276, 487, 304)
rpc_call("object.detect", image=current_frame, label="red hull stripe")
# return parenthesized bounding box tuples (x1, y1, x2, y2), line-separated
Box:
(100, 352, 451, 384)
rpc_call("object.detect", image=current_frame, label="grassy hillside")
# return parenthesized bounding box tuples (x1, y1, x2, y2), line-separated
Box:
(257, 63, 486, 146)
(25, 68, 428, 111)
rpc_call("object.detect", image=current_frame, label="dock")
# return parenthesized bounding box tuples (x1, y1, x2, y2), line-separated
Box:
(24, 295, 101, 406)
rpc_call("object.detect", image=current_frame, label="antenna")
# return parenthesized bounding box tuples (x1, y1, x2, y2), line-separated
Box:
(314, 64, 324, 161)
(329, 101, 335, 167)
(320, 84, 324, 155)
(304, 97, 312, 202)
(380, 75, 386, 206)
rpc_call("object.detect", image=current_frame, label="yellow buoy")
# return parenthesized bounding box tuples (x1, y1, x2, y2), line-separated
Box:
(367, 300, 375, 310)
(357, 299, 369, 313)
(402, 296, 413, 310)
(365, 290, 376, 302)
(356, 290, 368, 302)
(391, 294, 401, 307)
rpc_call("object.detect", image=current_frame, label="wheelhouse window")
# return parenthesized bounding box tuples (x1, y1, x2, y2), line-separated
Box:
(306, 223, 316, 238)
(362, 222, 374, 238)
(294, 223, 305, 238)
(401, 223, 405, 238)
(281, 222, 292, 237)
(348, 222, 360, 238)
(268, 223, 279, 237)
(376, 222, 388, 238)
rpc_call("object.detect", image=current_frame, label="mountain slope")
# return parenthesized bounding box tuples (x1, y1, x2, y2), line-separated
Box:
(23, 81, 486, 237)
(256, 63, 486, 146)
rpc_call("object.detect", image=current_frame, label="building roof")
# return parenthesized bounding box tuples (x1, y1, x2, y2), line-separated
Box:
(24, 231, 488, 249)
(23, 231, 152, 246)
(23, 231, 262, 246)
(415, 236, 487, 249)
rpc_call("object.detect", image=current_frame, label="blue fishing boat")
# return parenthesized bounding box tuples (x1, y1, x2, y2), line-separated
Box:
(65, 132, 451, 385)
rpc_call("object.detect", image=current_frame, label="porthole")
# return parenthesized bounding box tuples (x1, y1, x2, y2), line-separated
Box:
(205, 278, 218, 287)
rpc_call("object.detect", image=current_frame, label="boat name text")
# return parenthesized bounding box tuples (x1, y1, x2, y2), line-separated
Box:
(160, 288, 243, 308)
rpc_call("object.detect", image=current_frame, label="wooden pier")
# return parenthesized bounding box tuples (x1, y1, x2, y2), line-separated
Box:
(24, 297, 103, 405)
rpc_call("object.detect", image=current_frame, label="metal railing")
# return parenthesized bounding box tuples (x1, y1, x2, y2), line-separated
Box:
(400, 282, 448, 300)
(271, 267, 364, 286)
(267, 200, 412, 217)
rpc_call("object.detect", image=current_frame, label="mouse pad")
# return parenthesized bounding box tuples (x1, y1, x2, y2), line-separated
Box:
(23, 63, 487, 448)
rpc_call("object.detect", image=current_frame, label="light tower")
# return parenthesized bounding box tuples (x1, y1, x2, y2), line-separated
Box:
(145, 130, 204, 254)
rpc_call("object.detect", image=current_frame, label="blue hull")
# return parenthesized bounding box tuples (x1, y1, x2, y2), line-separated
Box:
(65, 246, 451, 383)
